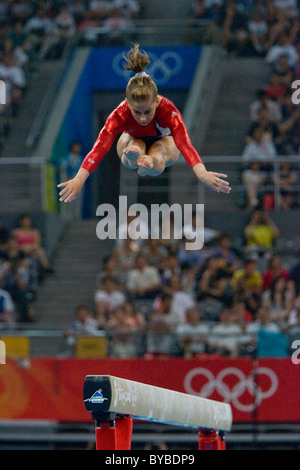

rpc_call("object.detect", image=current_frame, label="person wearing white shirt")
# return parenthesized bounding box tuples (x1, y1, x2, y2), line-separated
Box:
(127, 253, 161, 299)
(176, 307, 210, 357)
(94, 276, 126, 313)
(265, 32, 298, 68)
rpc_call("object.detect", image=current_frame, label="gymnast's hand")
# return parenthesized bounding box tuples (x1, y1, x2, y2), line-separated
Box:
(57, 168, 89, 202)
(192, 163, 231, 194)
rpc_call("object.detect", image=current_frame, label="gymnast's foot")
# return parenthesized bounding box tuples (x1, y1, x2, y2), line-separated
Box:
(137, 155, 153, 176)
(121, 145, 141, 169)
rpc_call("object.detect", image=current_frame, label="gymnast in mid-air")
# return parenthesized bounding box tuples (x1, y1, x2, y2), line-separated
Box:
(58, 43, 231, 203)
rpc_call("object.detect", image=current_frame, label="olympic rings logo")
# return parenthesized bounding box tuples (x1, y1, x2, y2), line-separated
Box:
(184, 367, 279, 413)
(112, 51, 183, 85)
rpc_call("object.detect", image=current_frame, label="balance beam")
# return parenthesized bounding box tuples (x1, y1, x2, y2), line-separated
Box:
(83, 375, 232, 450)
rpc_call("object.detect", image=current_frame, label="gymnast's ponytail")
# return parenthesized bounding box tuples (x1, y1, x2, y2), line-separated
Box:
(123, 44, 158, 104)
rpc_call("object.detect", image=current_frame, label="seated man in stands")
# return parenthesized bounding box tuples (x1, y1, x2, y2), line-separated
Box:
(126, 253, 161, 299)
(175, 306, 210, 358)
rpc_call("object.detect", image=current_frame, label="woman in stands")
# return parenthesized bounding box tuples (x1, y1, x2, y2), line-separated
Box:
(58, 44, 231, 203)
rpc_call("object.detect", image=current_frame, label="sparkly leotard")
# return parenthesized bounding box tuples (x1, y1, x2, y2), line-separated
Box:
(81, 96, 203, 174)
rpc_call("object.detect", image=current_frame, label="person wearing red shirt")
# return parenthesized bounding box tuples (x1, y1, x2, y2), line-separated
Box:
(58, 44, 231, 203)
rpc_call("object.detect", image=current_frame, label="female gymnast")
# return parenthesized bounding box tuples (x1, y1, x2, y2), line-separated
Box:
(58, 44, 231, 203)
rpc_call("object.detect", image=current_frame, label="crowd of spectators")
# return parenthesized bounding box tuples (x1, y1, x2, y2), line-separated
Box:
(63, 210, 300, 360)
(0, 213, 53, 326)
(223, 0, 300, 210)
(0, 0, 142, 149)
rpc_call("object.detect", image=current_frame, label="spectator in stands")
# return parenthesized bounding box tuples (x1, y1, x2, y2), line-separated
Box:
(64, 304, 98, 348)
(221, 0, 249, 55)
(176, 239, 206, 271)
(187, 0, 220, 44)
(261, 275, 295, 322)
(273, 0, 298, 20)
(93, 296, 109, 330)
(87, 0, 112, 20)
(286, 306, 300, 351)
(0, 49, 26, 116)
(210, 233, 240, 273)
(243, 210, 280, 256)
(189, 0, 214, 21)
(59, 141, 84, 218)
(271, 160, 298, 210)
(161, 274, 196, 322)
(0, 236, 35, 322)
(55, 5, 77, 40)
(246, 107, 282, 150)
(265, 32, 298, 68)
(113, 235, 140, 272)
(12, 213, 52, 279)
(1, 37, 28, 68)
(122, 298, 145, 328)
(8, 22, 31, 60)
(0, 287, 15, 329)
(279, 107, 300, 154)
(59, 141, 83, 180)
(262, 254, 290, 290)
(287, 294, 300, 325)
(289, 256, 300, 296)
(106, 304, 139, 358)
(96, 254, 125, 289)
(175, 306, 209, 358)
(24, 7, 58, 60)
(207, 307, 244, 357)
(249, 88, 282, 123)
(126, 253, 161, 300)
(2, 234, 38, 300)
(144, 293, 180, 358)
(141, 238, 169, 272)
(94, 275, 126, 315)
(241, 123, 277, 166)
(10, 0, 35, 24)
(274, 53, 295, 87)
(160, 253, 182, 285)
(180, 261, 197, 295)
(66, 0, 87, 25)
(111, 0, 141, 20)
(232, 299, 253, 324)
(196, 255, 233, 306)
(102, 8, 133, 45)
(242, 161, 267, 210)
(244, 305, 282, 355)
(247, 8, 269, 55)
(232, 254, 263, 303)
(264, 72, 287, 102)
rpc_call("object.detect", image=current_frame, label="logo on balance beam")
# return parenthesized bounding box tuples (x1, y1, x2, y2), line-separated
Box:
(84, 389, 108, 404)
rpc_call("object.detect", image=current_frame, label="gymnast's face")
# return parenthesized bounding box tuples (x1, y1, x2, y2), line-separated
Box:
(128, 97, 159, 126)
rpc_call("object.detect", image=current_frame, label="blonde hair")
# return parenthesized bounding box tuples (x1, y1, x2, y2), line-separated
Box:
(123, 44, 157, 104)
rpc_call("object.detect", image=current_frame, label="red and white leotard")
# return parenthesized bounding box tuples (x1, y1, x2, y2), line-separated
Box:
(81, 95, 203, 174)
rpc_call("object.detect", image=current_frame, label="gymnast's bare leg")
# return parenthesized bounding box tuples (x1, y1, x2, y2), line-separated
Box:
(117, 133, 180, 177)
